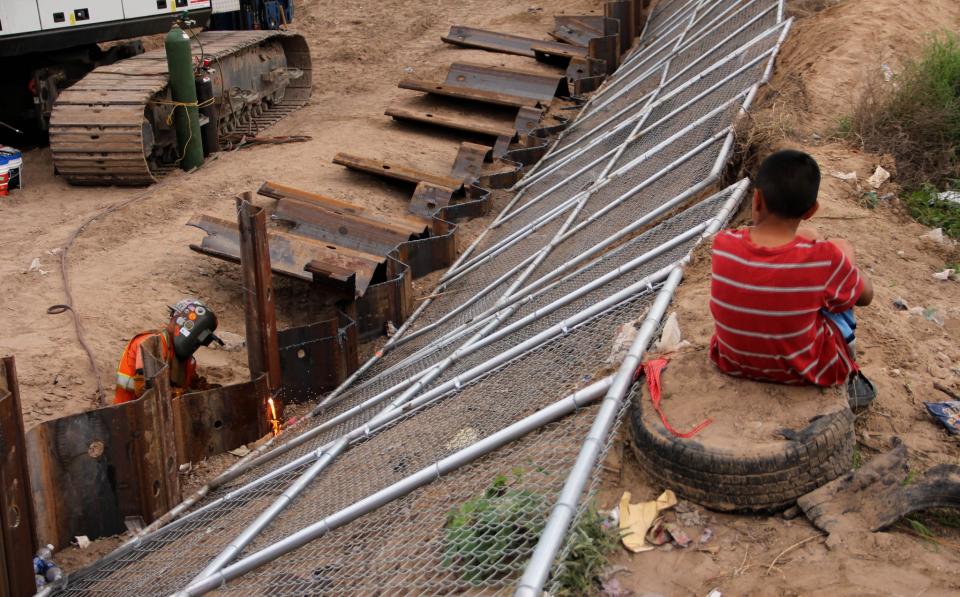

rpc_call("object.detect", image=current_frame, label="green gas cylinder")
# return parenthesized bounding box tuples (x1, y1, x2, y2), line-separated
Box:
(164, 24, 204, 171)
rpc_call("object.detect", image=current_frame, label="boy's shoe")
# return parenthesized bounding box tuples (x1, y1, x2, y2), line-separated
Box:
(847, 372, 877, 410)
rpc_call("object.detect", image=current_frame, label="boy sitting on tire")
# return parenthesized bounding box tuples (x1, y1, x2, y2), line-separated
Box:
(709, 149, 876, 408)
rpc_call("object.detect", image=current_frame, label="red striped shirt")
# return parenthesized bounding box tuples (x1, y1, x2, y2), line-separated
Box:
(708, 229, 863, 386)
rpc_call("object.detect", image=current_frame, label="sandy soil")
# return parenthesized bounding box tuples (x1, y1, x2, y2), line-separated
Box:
(597, 1, 960, 595)
(0, 0, 602, 429)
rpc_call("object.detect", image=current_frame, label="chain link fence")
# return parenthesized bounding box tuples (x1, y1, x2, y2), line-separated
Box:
(52, 1, 790, 594)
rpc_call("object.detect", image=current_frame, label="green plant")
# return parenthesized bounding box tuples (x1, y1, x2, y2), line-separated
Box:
(852, 444, 863, 469)
(851, 32, 960, 189)
(443, 470, 545, 584)
(553, 504, 621, 596)
(902, 183, 960, 239)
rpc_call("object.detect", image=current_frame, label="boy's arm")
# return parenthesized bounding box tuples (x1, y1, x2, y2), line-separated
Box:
(828, 238, 872, 306)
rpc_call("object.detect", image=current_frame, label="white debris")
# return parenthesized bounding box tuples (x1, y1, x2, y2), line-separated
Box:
(881, 63, 894, 81)
(937, 191, 960, 205)
(830, 171, 858, 183)
(655, 312, 690, 353)
(933, 269, 956, 281)
(867, 165, 890, 189)
(921, 228, 946, 245)
(28, 257, 40, 272)
(74, 535, 91, 549)
(385, 321, 398, 337)
(228, 445, 250, 458)
(606, 321, 638, 365)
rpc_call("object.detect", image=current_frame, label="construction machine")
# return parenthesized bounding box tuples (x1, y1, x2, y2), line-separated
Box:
(0, 1, 310, 185)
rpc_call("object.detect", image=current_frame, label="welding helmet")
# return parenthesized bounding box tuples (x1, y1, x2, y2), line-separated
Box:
(167, 299, 223, 360)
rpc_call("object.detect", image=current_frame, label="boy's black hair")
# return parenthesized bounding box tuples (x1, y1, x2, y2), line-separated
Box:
(755, 149, 820, 218)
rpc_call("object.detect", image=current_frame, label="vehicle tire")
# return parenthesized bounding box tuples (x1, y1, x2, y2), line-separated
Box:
(627, 355, 855, 512)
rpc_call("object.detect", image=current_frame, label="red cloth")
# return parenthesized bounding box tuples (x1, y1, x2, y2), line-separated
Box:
(644, 358, 711, 439)
(709, 229, 863, 386)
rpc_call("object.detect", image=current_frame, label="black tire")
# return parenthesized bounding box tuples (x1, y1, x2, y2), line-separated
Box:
(628, 380, 855, 512)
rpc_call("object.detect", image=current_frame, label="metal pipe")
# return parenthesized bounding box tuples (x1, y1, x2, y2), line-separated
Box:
(175, 377, 615, 597)
(514, 178, 748, 595)
(188, 437, 350, 584)
(515, 266, 684, 596)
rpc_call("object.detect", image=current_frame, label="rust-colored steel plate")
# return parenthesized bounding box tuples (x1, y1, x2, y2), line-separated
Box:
(451, 142, 491, 183)
(188, 214, 384, 295)
(0, 358, 36, 597)
(277, 314, 359, 403)
(398, 78, 541, 108)
(445, 62, 569, 102)
(386, 105, 518, 139)
(173, 376, 271, 463)
(333, 153, 463, 190)
(441, 25, 585, 59)
(409, 182, 454, 218)
(25, 338, 179, 549)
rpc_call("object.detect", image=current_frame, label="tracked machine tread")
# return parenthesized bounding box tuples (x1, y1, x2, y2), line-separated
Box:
(51, 30, 311, 186)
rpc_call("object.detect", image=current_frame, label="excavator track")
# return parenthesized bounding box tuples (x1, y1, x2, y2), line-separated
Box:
(50, 30, 311, 186)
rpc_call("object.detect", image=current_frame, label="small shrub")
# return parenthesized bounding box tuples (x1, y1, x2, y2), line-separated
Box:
(443, 471, 545, 584)
(851, 32, 960, 189)
(902, 183, 960, 238)
(553, 504, 620, 596)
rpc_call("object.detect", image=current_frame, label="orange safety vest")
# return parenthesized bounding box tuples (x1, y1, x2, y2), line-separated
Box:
(114, 331, 197, 404)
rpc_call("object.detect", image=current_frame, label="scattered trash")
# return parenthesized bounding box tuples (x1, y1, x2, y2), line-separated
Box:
(921, 228, 946, 245)
(663, 522, 692, 547)
(228, 445, 251, 457)
(74, 535, 90, 549)
(598, 565, 632, 597)
(706, 589, 723, 597)
(178, 462, 192, 474)
(699, 528, 714, 545)
(925, 401, 960, 435)
(444, 427, 480, 451)
(527, 6, 543, 13)
(892, 297, 909, 311)
(403, 66, 415, 73)
(655, 312, 690, 353)
(937, 191, 960, 205)
(866, 165, 890, 189)
(861, 191, 879, 208)
(922, 307, 946, 326)
(34, 544, 62, 589)
(933, 268, 956, 281)
(618, 490, 677, 552)
(830, 171, 858, 183)
(607, 321, 638, 364)
(28, 257, 48, 275)
(124, 516, 145, 534)
(675, 500, 705, 526)
(385, 321, 398, 337)
(881, 63, 894, 81)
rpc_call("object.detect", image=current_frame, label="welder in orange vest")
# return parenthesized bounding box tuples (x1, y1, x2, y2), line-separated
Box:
(114, 299, 224, 404)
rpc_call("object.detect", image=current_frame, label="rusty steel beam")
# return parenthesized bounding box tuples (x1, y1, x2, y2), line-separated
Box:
(409, 182, 453, 218)
(606, 1, 635, 54)
(441, 25, 584, 59)
(446, 62, 569, 101)
(385, 105, 519, 140)
(333, 153, 464, 190)
(0, 357, 36, 597)
(397, 78, 540, 108)
(550, 16, 615, 46)
(450, 142, 490, 183)
(237, 195, 282, 399)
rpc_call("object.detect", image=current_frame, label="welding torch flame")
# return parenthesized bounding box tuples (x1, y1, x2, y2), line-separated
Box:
(267, 397, 281, 436)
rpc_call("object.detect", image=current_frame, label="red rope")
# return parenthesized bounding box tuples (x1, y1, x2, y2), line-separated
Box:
(643, 357, 712, 439)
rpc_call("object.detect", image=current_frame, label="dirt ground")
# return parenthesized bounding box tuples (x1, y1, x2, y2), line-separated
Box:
(5, 0, 960, 593)
(594, 1, 960, 595)
(0, 0, 601, 429)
